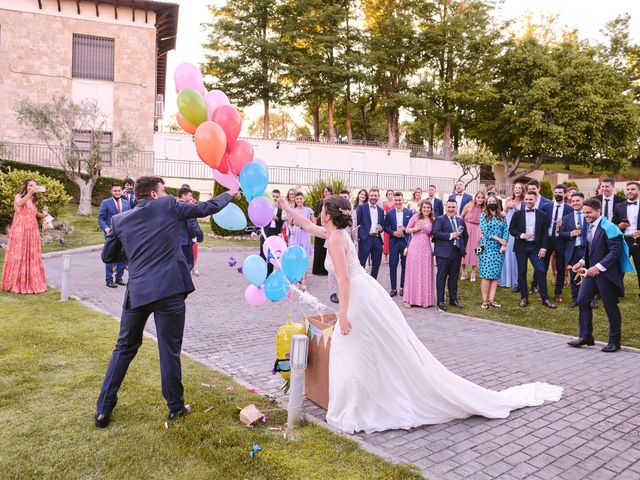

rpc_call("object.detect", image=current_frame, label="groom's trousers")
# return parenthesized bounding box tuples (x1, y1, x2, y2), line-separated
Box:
(96, 292, 187, 416)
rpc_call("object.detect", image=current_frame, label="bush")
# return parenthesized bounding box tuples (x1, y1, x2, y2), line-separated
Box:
(0, 169, 71, 223)
(305, 178, 349, 215)
(540, 180, 552, 200)
(209, 180, 251, 236)
(563, 180, 578, 189)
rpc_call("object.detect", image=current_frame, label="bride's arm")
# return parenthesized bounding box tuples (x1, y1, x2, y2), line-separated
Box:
(277, 198, 327, 239)
(328, 233, 352, 334)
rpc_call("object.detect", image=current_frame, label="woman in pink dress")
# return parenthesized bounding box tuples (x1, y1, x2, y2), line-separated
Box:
(287, 191, 316, 289)
(1, 179, 47, 294)
(460, 191, 486, 282)
(382, 190, 395, 263)
(402, 199, 435, 308)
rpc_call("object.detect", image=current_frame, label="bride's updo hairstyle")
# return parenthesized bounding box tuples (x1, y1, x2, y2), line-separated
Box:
(323, 195, 353, 229)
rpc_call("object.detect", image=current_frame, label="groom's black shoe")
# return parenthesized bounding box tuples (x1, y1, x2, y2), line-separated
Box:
(567, 337, 595, 348)
(94, 412, 111, 428)
(437, 302, 447, 312)
(106, 281, 117, 288)
(601, 342, 621, 353)
(115, 279, 127, 286)
(168, 404, 192, 420)
(389, 290, 397, 297)
(449, 300, 464, 308)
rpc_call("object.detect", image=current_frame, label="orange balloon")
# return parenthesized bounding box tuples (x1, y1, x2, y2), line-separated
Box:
(194, 121, 227, 169)
(176, 112, 196, 134)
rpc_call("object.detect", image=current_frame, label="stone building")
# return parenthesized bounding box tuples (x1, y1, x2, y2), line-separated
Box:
(0, 0, 178, 178)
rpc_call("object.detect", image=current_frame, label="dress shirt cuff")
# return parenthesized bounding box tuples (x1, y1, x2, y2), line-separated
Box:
(449, 233, 454, 240)
(579, 259, 585, 267)
(540, 248, 547, 253)
(520, 233, 526, 239)
(595, 263, 606, 272)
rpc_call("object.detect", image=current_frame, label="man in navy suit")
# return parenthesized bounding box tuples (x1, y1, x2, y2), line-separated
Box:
(177, 186, 203, 271)
(433, 200, 468, 311)
(383, 192, 413, 296)
(356, 187, 385, 279)
(568, 197, 627, 352)
(613, 181, 640, 292)
(597, 177, 625, 222)
(123, 177, 136, 210)
(94, 176, 238, 428)
(98, 183, 131, 288)
(427, 184, 444, 217)
(540, 184, 573, 302)
(526, 179, 552, 208)
(560, 193, 589, 307)
(448, 181, 473, 215)
(509, 191, 557, 309)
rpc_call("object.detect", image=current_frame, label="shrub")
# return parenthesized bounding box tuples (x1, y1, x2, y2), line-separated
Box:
(540, 180, 552, 200)
(305, 178, 349, 215)
(209, 180, 251, 236)
(0, 169, 71, 223)
(563, 180, 578, 189)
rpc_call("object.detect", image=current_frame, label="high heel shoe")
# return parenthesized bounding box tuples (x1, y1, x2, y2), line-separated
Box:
(489, 301, 502, 308)
(481, 301, 490, 309)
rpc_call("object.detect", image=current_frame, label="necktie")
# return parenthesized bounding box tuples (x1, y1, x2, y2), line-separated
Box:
(604, 198, 610, 219)
(576, 212, 582, 246)
(116, 199, 121, 214)
(450, 217, 459, 248)
(551, 205, 560, 237)
(527, 209, 535, 213)
(628, 201, 637, 205)
(587, 223, 594, 246)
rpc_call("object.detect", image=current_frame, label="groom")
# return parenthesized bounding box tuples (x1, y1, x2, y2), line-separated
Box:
(94, 176, 238, 428)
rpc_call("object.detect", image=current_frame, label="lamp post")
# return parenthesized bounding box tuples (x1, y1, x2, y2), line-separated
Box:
(61, 254, 71, 301)
(287, 334, 309, 428)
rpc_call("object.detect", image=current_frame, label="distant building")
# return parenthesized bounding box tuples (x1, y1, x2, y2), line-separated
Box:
(0, 0, 178, 178)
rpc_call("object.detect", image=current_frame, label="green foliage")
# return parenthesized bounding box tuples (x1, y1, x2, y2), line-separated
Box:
(563, 180, 578, 189)
(453, 145, 497, 185)
(0, 169, 70, 222)
(305, 178, 349, 215)
(210, 181, 251, 236)
(540, 180, 552, 200)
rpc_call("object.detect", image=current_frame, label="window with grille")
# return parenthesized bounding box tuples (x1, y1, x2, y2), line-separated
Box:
(72, 34, 114, 81)
(71, 130, 113, 166)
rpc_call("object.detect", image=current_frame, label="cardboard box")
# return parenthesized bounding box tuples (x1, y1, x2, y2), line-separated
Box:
(304, 313, 337, 410)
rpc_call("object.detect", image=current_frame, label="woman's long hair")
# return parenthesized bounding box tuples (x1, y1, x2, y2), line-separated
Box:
(20, 178, 38, 205)
(354, 189, 368, 208)
(483, 195, 504, 222)
(418, 199, 435, 222)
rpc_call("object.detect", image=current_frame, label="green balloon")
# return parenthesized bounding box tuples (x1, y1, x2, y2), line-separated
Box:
(177, 88, 207, 126)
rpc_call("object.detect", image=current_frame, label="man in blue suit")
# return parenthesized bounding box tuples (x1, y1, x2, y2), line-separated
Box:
(98, 183, 131, 288)
(560, 193, 589, 307)
(356, 187, 385, 279)
(433, 200, 468, 311)
(613, 181, 640, 293)
(94, 176, 237, 428)
(568, 197, 633, 352)
(383, 192, 413, 296)
(427, 185, 444, 217)
(540, 184, 573, 302)
(448, 181, 473, 215)
(123, 177, 136, 210)
(177, 186, 204, 271)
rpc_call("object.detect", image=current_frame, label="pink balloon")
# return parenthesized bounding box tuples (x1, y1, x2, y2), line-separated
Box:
(213, 169, 240, 190)
(212, 105, 242, 150)
(228, 140, 254, 175)
(245, 285, 266, 306)
(217, 153, 230, 174)
(262, 235, 287, 266)
(205, 90, 230, 120)
(249, 196, 273, 228)
(174, 63, 204, 95)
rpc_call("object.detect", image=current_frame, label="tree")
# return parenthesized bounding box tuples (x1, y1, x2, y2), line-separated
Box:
(452, 144, 496, 187)
(247, 111, 310, 138)
(599, 14, 640, 101)
(15, 96, 139, 215)
(202, 0, 281, 138)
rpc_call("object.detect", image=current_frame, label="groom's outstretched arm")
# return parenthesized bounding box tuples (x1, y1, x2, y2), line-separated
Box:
(175, 192, 233, 219)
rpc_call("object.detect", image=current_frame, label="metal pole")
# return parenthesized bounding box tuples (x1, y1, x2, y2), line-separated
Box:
(287, 334, 309, 429)
(60, 254, 71, 301)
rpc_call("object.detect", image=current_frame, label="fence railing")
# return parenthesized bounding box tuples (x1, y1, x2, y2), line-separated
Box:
(154, 158, 480, 193)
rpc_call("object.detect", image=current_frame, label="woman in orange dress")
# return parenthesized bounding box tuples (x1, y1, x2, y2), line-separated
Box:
(1, 179, 47, 294)
(382, 189, 395, 263)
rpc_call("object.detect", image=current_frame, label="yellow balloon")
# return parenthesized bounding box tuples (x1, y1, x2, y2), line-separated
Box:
(275, 320, 306, 381)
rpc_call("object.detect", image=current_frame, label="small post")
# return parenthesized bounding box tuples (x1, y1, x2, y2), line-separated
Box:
(60, 254, 71, 301)
(287, 334, 309, 429)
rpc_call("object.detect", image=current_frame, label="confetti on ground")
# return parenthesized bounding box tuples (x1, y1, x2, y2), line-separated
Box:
(249, 444, 262, 458)
(226, 386, 235, 392)
(204, 406, 215, 413)
(247, 387, 261, 394)
(200, 383, 211, 388)
(228, 257, 237, 267)
(163, 421, 168, 429)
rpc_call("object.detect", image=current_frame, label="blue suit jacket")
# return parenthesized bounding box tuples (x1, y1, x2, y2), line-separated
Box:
(584, 221, 625, 294)
(508, 209, 549, 253)
(98, 197, 131, 233)
(448, 192, 473, 214)
(560, 211, 588, 261)
(432, 214, 468, 258)
(383, 207, 413, 249)
(429, 197, 444, 218)
(123, 190, 136, 210)
(102, 193, 232, 309)
(356, 203, 385, 242)
(540, 202, 572, 239)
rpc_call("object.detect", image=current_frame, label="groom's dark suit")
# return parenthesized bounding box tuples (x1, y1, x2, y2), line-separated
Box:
(356, 202, 385, 279)
(433, 214, 468, 304)
(97, 193, 232, 417)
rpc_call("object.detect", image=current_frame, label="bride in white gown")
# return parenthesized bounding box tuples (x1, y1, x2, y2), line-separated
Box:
(279, 195, 562, 434)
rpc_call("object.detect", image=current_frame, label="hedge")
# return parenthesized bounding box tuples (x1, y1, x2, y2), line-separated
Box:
(210, 180, 251, 237)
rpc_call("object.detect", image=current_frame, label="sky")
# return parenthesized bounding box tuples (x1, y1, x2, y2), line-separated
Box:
(161, 0, 640, 125)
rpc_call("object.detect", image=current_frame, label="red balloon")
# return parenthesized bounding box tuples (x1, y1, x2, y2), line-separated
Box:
(217, 153, 230, 174)
(194, 121, 227, 169)
(211, 105, 242, 150)
(228, 140, 254, 175)
(176, 112, 196, 135)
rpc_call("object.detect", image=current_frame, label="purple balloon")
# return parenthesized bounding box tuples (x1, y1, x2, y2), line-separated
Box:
(174, 63, 204, 94)
(249, 196, 274, 228)
(205, 90, 230, 120)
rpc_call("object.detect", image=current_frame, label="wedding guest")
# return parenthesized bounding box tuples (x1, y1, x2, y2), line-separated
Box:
(509, 191, 556, 309)
(180, 183, 200, 276)
(526, 179, 551, 208)
(281, 188, 297, 243)
(566, 186, 577, 203)
(597, 177, 625, 222)
(251, 189, 283, 276)
(176, 187, 202, 271)
(613, 181, 640, 293)
(382, 189, 395, 264)
(403, 199, 436, 308)
(288, 191, 315, 289)
(433, 200, 468, 311)
(500, 182, 525, 290)
(461, 191, 486, 282)
(449, 181, 473, 215)
(426, 184, 444, 217)
(478, 195, 509, 309)
(356, 187, 384, 279)
(123, 177, 135, 209)
(407, 187, 423, 212)
(98, 183, 130, 288)
(1, 179, 47, 294)
(383, 192, 413, 297)
(312, 186, 333, 276)
(484, 184, 503, 210)
(560, 192, 588, 307)
(567, 197, 634, 352)
(352, 189, 368, 244)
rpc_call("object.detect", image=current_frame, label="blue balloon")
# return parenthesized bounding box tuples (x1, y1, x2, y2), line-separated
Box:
(213, 203, 247, 231)
(263, 269, 289, 302)
(281, 246, 309, 283)
(243, 255, 267, 287)
(239, 161, 269, 201)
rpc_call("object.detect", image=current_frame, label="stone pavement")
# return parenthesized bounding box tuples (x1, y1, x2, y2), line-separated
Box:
(44, 248, 640, 480)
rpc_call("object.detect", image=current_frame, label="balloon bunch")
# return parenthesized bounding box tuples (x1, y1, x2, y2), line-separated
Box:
(174, 63, 311, 307)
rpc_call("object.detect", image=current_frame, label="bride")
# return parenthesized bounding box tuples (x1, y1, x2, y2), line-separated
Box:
(279, 195, 562, 434)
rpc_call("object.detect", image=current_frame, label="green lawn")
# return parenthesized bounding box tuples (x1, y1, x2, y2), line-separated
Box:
(516, 161, 640, 179)
(455, 271, 640, 348)
(0, 290, 421, 480)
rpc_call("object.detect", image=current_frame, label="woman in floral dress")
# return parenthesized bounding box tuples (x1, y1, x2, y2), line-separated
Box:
(402, 200, 435, 308)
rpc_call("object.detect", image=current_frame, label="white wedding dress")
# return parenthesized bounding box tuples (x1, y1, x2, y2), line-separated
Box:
(324, 229, 562, 434)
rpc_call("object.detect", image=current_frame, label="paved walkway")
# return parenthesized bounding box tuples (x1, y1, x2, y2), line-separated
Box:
(44, 248, 640, 480)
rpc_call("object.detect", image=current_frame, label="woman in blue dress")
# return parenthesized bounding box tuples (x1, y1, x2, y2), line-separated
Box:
(479, 195, 509, 309)
(499, 182, 525, 290)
